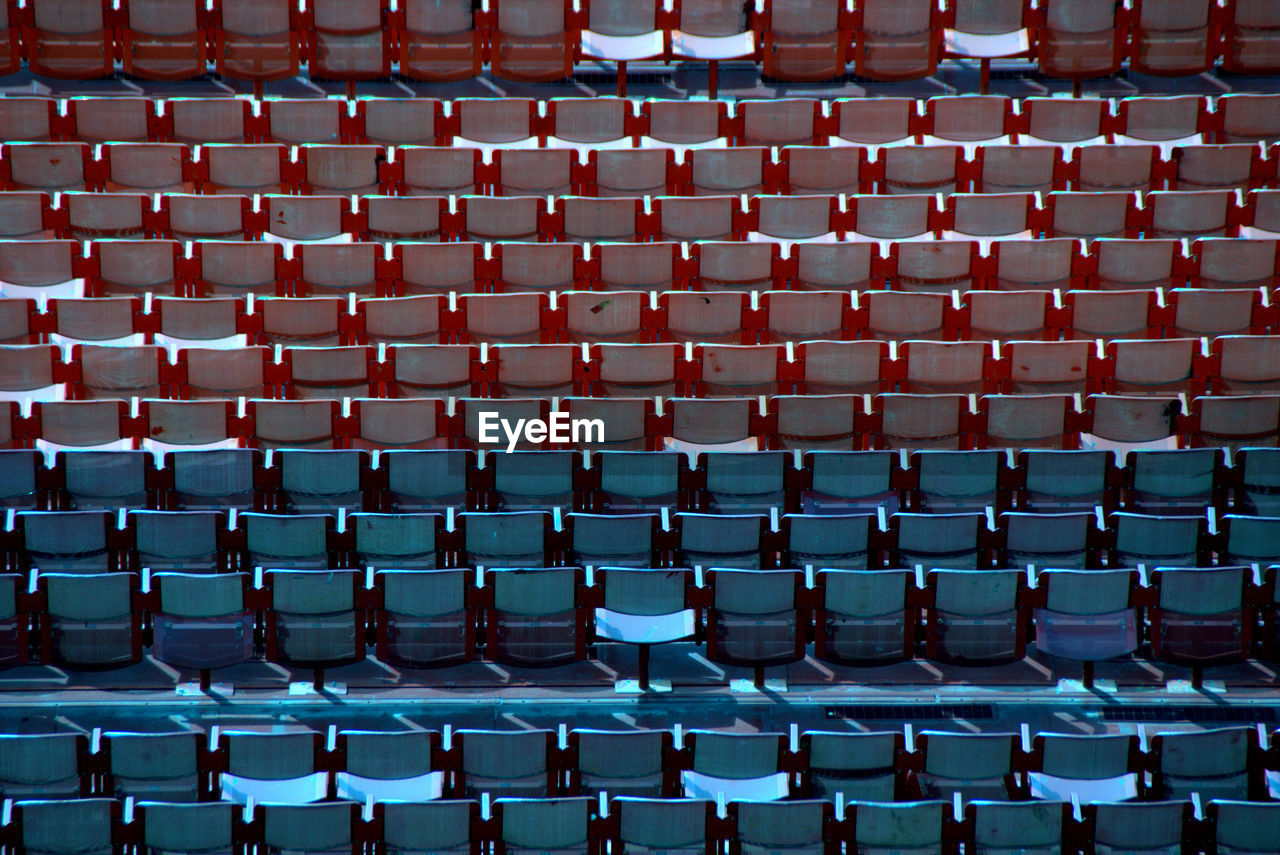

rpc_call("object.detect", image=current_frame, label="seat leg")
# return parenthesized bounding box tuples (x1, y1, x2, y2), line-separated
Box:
(616, 60, 628, 97)
(313, 667, 325, 693)
(708, 60, 719, 98)
(753, 664, 765, 689)
(979, 58, 990, 94)
(1081, 660, 1095, 690)
(638, 644, 651, 691)
(1190, 665, 1204, 690)
(200, 668, 212, 693)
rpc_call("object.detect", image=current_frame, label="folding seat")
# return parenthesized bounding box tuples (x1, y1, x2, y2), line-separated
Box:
(333, 729, 446, 802)
(279, 345, 376, 400)
(1042, 193, 1135, 242)
(980, 393, 1083, 450)
(53, 449, 152, 511)
(351, 399, 452, 460)
(64, 193, 155, 243)
(871, 393, 971, 450)
(1189, 238, 1279, 291)
(183, 243, 277, 302)
(686, 147, 769, 197)
(557, 198, 643, 247)
(964, 291, 1056, 342)
(297, 145, 380, 197)
(256, 805, 361, 855)
(21, 0, 114, 78)
(493, 149, 575, 198)
(1233, 448, 1280, 515)
(261, 195, 352, 246)
(166, 98, 252, 146)
(0, 144, 90, 193)
(1027, 732, 1145, 804)
(892, 511, 988, 569)
(456, 196, 546, 244)
(1149, 565, 1252, 674)
(1064, 291, 1162, 341)
(682, 731, 790, 802)
(915, 732, 1022, 800)
(101, 731, 204, 802)
(565, 729, 675, 798)
(674, 512, 767, 569)
(927, 569, 1028, 664)
(592, 243, 682, 292)
(458, 398, 554, 451)
(1075, 145, 1167, 194)
(689, 344, 785, 399)
(964, 802, 1071, 855)
(269, 449, 368, 516)
(199, 144, 288, 195)
(491, 242, 582, 293)
(564, 396, 657, 452)
(799, 450, 901, 514)
(453, 98, 540, 153)
(242, 512, 335, 569)
(291, 244, 383, 300)
(482, 566, 587, 666)
(807, 568, 914, 666)
(1021, 97, 1108, 150)
(923, 96, 1013, 152)
(576, 0, 663, 95)
(944, 193, 1038, 247)
(852, 0, 940, 80)
(1102, 338, 1208, 398)
(561, 290, 645, 345)
(486, 343, 581, 398)
(849, 801, 950, 855)
(140, 398, 244, 454)
(564, 513, 663, 568)
(118, 0, 209, 80)
(778, 147, 865, 196)
(492, 797, 598, 854)
(1129, 0, 1217, 76)
(247, 398, 347, 450)
(488, 0, 576, 82)
(659, 291, 751, 346)
(705, 569, 805, 686)
(161, 448, 262, 511)
(0, 98, 61, 144)
(690, 242, 781, 294)
(212, 730, 326, 803)
(32, 399, 141, 454)
(0, 0, 18, 77)
(358, 296, 449, 346)
(884, 241, 979, 295)
(1088, 394, 1187, 453)
(668, 0, 757, 97)
(149, 571, 255, 686)
(1223, 0, 1280, 73)
(652, 196, 743, 244)
(975, 146, 1065, 197)
(39, 571, 142, 665)
(1171, 145, 1268, 192)
(1116, 95, 1209, 154)
(1085, 801, 1191, 855)
(1109, 511, 1208, 567)
(737, 99, 824, 149)
(11, 800, 123, 855)
(262, 569, 364, 682)
(459, 510, 553, 567)
(0, 344, 68, 402)
(305, 0, 391, 85)
(128, 510, 226, 573)
(1208, 801, 1280, 855)
(1001, 511, 1097, 570)
(909, 449, 1005, 513)
(830, 98, 916, 150)
(450, 727, 550, 803)
(70, 343, 168, 400)
(759, 292, 854, 347)
(847, 195, 937, 245)
(1143, 189, 1235, 241)
(1218, 94, 1280, 144)
(1122, 448, 1224, 514)
(481, 450, 581, 512)
(65, 97, 161, 146)
(379, 345, 475, 400)
(98, 143, 193, 196)
(588, 149, 678, 198)
(374, 450, 472, 514)
(750, 197, 842, 250)
(641, 101, 730, 153)
(0, 450, 44, 509)
(879, 145, 964, 196)
(1033, 568, 1142, 684)
(898, 341, 996, 396)
(0, 733, 90, 798)
(395, 0, 481, 81)
(861, 291, 957, 343)
(1036, 0, 1126, 85)
(544, 98, 634, 152)
(1211, 335, 1280, 395)
(166, 197, 259, 244)
(1219, 514, 1280, 566)
(942, 1, 1033, 92)
(690, 450, 785, 515)
(665, 397, 768, 453)
(1150, 727, 1262, 801)
(390, 244, 480, 298)
(605, 798, 713, 855)
(388, 149, 477, 199)
(214, 0, 302, 91)
(175, 346, 273, 399)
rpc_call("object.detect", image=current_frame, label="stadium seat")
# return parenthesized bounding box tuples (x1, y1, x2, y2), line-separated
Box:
(39, 572, 142, 667)
(0, 732, 91, 797)
(925, 570, 1027, 665)
(812, 568, 915, 663)
(1033, 569, 1141, 680)
(914, 730, 1024, 800)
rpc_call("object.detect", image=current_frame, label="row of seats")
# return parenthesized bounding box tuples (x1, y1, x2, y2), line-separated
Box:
(2, 796, 1277, 855)
(0, 725, 1269, 804)
(8, 190, 1280, 249)
(8, 444, 1277, 517)
(7, 140, 1280, 200)
(3, 94, 1278, 149)
(0, 561, 1267, 676)
(4, 335, 1279, 402)
(0, 392, 1272, 452)
(6, 502, 1279, 573)
(9, 236, 1280, 302)
(0, 290, 1275, 349)
(3, 0, 1278, 87)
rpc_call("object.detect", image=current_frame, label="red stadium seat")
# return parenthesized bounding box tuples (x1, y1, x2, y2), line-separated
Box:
(22, 0, 115, 79)
(853, 0, 940, 81)
(488, 0, 577, 83)
(214, 0, 302, 94)
(395, 0, 482, 81)
(305, 0, 392, 87)
(761, 1, 850, 82)
(120, 0, 210, 81)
